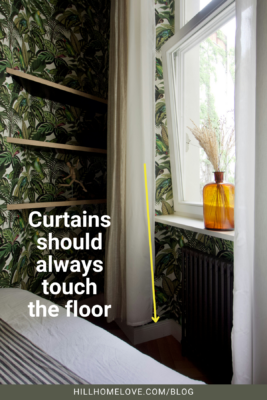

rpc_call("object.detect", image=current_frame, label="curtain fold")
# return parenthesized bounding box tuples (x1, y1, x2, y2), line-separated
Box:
(253, 0, 267, 384)
(105, 0, 128, 322)
(105, 0, 155, 326)
(232, 0, 257, 384)
(126, 0, 155, 326)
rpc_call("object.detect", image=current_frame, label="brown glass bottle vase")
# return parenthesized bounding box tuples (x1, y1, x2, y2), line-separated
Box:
(203, 171, 234, 231)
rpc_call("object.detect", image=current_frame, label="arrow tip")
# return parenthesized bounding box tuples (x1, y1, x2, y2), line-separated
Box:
(151, 316, 160, 323)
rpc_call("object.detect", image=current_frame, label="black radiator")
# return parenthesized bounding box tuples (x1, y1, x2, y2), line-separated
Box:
(181, 248, 234, 383)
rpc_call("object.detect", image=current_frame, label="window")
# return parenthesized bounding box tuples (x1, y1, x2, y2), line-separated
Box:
(163, 0, 235, 219)
(178, 0, 214, 28)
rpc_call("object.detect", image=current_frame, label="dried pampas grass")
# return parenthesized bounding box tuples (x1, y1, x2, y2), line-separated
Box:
(187, 118, 219, 171)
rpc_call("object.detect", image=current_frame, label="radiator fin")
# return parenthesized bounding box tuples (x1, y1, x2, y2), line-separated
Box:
(181, 248, 233, 383)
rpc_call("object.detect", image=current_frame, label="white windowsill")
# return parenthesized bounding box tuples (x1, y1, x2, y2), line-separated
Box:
(155, 214, 235, 242)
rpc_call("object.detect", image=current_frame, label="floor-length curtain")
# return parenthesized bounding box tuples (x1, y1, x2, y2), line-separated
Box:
(105, 0, 128, 323)
(232, 0, 257, 384)
(105, 0, 155, 326)
(253, 0, 267, 384)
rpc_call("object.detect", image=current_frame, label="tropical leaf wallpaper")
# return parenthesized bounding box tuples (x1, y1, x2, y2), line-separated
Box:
(4, 78, 107, 148)
(0, 0, 110, 99)
(155, 0, 174, 216)
(154, 0, 234, 323)
(0, 203, 107, 304)
(0, 0, 234, 326)
(0, 0, 110, 303)
(155, 223, 234, 323)
(0, 141, 106, 205)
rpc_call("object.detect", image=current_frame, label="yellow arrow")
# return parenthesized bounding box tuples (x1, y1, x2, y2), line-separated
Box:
(144, 163, 160, 324)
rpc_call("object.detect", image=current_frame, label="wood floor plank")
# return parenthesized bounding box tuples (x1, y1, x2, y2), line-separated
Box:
(166, 336, 191, 368)
(165, 336, 210, 383)
(145, 339, 162, 364)
(156, 336, 176, 370)
(78, 310, 212, 383)
(135, 342, 149, 355)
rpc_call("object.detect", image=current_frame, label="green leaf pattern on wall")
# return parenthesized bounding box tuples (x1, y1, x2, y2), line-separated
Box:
(0, 0, 110, 302)
(0, 0, 110, 98)
(0, 204, 107, 303)
(154, 1, 234, 324)
(155, 223, 234, 323)
(155, 0, 174, 215)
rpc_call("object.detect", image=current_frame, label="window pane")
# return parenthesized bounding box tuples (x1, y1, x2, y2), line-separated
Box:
(178, 17, 236, 203)
(183, 0, 213, 26)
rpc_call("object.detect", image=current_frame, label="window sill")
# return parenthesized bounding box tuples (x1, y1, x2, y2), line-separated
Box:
(155, 214, 235, 242)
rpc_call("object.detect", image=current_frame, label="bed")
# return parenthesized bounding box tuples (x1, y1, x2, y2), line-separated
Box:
(0, 288, 204, 385)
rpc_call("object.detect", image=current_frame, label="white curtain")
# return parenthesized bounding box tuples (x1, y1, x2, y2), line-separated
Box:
(232, 0, 267, 384)
(105, 0, 128, 323)
(105, 0, 155, 326)
(126, 0, 155, 326)
(253, 0, 267, 384)
(232, 0, 257, 384)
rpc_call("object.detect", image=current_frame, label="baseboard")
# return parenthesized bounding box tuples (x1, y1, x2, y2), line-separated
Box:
(116, 318, 182, 346)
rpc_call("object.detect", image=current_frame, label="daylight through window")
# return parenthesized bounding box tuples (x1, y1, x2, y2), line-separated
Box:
(175, 16, 236, 204)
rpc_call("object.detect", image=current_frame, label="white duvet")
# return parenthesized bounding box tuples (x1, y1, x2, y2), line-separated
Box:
(0, 289, 204, 385)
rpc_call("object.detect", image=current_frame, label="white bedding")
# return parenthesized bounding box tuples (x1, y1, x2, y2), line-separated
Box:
(0, 289, 204, 385)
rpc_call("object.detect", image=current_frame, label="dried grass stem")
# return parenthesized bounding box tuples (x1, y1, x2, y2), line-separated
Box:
(187, 118, 219, 171)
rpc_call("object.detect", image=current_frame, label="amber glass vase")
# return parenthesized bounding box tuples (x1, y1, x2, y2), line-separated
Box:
(203, 172, 235, 231)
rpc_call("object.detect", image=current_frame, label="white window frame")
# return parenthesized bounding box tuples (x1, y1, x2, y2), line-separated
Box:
(175, 0, 232, 32)
(163, 0, 235, 219)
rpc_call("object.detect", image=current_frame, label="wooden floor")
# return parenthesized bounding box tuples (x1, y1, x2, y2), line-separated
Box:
(83, 314, 212, 384)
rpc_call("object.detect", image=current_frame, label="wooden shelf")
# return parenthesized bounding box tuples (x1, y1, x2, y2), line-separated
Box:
(6, 68, 108, 105)
(6, 69, 108, 211)
(7, 199, 107, 210)
(7, 137, 107, 154)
